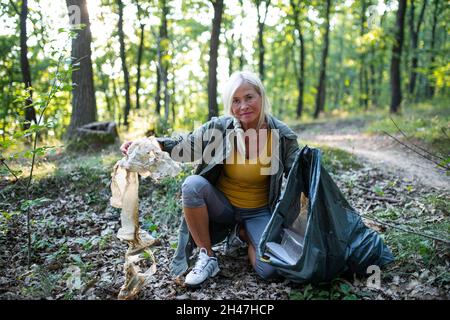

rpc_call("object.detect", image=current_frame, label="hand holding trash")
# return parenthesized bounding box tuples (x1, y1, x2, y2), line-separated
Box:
(111, 136, 181, 299)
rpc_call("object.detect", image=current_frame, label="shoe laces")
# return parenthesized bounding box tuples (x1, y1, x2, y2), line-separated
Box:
(192, 248, 211, 274)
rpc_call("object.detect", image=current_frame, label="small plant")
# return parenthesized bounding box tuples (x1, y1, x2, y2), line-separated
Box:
(0, 28, 79, 268)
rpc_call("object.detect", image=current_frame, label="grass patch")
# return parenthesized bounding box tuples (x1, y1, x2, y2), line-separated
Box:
(366, 98, 450, 155)
(302, 142, 363, 174)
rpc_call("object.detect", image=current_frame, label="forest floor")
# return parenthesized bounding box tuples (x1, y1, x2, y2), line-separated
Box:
(0, 117, 449, 300)
(293, 118, 450, 191)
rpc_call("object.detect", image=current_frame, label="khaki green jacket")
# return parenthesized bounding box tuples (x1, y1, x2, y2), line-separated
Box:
(158, 114, 299, 276)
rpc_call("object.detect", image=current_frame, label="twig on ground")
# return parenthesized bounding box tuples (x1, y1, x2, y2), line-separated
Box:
(390, 117, 446, 162)
(365, 195, 401, 203)
(382, 131, 449, 171)
(362, 216, 450, 245)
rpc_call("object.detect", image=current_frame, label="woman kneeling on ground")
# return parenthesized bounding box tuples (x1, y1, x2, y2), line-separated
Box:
(121, 71, 299, 287)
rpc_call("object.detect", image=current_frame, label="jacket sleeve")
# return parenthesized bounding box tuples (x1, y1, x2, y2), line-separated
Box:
(156, 117, 224, 163)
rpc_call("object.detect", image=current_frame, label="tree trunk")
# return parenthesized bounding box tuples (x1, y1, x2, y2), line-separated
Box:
(238, 0, 245, 70)
(291, 0, 305, 119)
(207, 0, 224, 120)
(426, 0, 439, 98)
(154, 0, 170, 125)
(255, 0, 270, 81)
(117, 0, 131, 126)
(20, 0, 37, 130)
(408, 0, 427, 97)
(155, 62, 161, 115)
(313, 0, 331, 119)
(359, 0, 369, 110)
(66, 0, 97, 136)
(135, 2, 145, 111)
(390, 0, 407, 114)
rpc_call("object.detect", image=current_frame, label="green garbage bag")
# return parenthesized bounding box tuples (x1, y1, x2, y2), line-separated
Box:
(259, 146, 394, 283)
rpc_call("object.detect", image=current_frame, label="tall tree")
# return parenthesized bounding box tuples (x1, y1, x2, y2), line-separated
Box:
(155, 0, 170, 124)
(313, 0, 331, 119)
(134, 1, 146, 110)
(359, 0, 369, 109)
(66, 0, 97, 135)
(426, 0, 439, 98)
(238, 0, 246, 70)
(117, 0, 131, 126)
(254, 0, 271, 80)
(17, 0, 37, 130)
(408, 0, 427, 97)
(390, 0, 407, 113)
(207, 0, 224, 119)
(290, 0, 305, 118)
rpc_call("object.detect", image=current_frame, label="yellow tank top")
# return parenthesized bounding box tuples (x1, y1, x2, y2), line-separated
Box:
(216, 132, 272, 208)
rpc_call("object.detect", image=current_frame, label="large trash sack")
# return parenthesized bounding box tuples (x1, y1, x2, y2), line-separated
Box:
(259, 146, 394, 283)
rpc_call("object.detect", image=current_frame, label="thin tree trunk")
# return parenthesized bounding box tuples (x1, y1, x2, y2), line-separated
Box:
(66, 0, 97, 136)
(313, 0, 331, 119)
(390, 0, 407, 114)
(20, 0, 37, 130)
(291, 0, 305, 119)
(359, 0, 369, 110)
(207, 0, 224, 120)
(112, 77, 119, 124)
(154, 0, 170, 125)
(408, 0, 427, 97)
(238, 0, 245, 70)
(136, 22, 145, 110)
(155, 60, 161, 115)
(117, 0, 131, 126)
(426, 0, 439, 98)
(255, 0, 271, 81)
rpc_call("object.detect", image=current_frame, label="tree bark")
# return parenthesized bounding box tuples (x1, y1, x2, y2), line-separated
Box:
(389, 0, 407, 114)
(117, 0, 131, 126)
(426, 0, 439, 98)
(408, 0, 427, 97)
(255, 0, 271, 81)
(19, 0, 37, 130)
(207, 0, 224, 120)
(313, 0, 331, 119)
(135, 2, 145, 110)
(291, 0, 305, 118)
(66, 0, 97, 136)
(161, 0, 170, 123)
(359, 0, 369, 110)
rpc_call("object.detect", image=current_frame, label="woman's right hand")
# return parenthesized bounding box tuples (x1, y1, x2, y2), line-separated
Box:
(120, 141, 133, 156)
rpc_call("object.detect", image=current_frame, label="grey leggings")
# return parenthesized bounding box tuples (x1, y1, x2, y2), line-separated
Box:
(181, 175, 278, 279)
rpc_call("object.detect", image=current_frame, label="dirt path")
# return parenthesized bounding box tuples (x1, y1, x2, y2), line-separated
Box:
(294, 119, 450, 192)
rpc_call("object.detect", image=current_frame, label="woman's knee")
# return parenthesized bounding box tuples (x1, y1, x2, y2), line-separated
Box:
(254, 259, 278, 280)
(181, 175, 210, 207)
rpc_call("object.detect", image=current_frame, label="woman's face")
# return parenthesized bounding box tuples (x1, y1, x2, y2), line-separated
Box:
(231, 82, 262, 130)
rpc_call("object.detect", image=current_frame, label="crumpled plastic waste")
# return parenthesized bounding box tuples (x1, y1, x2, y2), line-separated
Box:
(110, 136, 181, 299)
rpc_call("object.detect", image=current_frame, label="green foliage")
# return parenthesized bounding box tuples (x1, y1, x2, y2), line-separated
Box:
(315, 145, 363, 174)
(367, 98, 450, 155)
(289, 280, 360, 300)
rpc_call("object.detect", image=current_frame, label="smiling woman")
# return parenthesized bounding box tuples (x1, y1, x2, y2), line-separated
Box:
(120, 70, 300, 288)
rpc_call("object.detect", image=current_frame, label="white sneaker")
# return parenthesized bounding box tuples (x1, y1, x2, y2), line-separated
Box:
(184, 248, 219, 287)
(224, 224, 247, 255)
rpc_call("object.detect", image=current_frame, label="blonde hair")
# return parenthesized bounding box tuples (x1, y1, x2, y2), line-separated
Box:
(222, 71, 271, 156)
